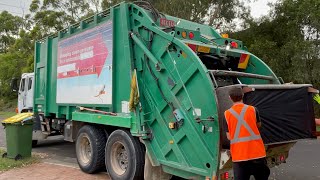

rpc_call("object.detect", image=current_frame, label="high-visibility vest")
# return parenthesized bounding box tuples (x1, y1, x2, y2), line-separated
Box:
(225, 103, 266, 162)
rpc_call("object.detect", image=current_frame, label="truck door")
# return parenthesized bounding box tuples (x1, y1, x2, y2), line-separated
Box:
(18, 77, 26, 113)
(25, 76, 34, 111)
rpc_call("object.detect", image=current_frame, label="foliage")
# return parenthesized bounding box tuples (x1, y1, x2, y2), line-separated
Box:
(0, 96, 17, 112)
(0, 11, 23, 53)
(102, 0, 249, 30)
(233, 0, 320, 86)
(232, 0, 320, 116)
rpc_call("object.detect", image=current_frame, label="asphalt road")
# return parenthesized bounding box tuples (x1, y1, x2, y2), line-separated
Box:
(269, 139, 320, 180)
(0, 120, 320, 179)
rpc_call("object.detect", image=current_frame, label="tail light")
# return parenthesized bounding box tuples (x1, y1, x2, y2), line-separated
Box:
(230, 41, 238, 48)
(189, 32, 194, 39)
(15, 107, 19, 113)
(224, 172, 229, 179)
(279, 155, 285, 162)
(187, 43, 197, 52)
(220, 172, 229, 180)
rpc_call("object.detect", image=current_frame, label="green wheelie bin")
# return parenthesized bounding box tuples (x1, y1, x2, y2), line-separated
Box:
(2, 113, 33, 160)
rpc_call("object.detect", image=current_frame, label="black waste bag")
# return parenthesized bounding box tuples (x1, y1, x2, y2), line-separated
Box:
(218, 86, 317, 149)
(243, 87, 316, 144)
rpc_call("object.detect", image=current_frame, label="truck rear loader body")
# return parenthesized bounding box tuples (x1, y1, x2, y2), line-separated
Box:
(15, 2, 317, 179)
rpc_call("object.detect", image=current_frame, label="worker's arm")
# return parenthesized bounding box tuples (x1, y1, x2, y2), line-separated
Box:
(226, 132, 230, 140)
(224, 111, 231, 140)
(255, 107, 262, 128)
(257, 122, 262, 128)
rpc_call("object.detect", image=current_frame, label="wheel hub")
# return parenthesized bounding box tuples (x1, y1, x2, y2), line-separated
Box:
(79, 134, 92, 165)
(111, 142, 128, 175)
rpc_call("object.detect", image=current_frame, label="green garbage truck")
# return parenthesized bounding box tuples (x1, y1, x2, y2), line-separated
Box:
(11, 2, 318, 179)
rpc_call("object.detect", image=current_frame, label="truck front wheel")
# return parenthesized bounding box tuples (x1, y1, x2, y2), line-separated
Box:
(105, 129, 145, 180)
(76, 125, 107, 174)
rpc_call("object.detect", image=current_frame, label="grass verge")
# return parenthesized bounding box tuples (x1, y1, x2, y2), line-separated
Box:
(0, 112, 17, 119)
(0, 148, 39, 172)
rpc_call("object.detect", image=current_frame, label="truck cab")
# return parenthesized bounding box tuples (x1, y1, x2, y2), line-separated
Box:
(14, 73, 51, 145)
(17, 73, 34, 113)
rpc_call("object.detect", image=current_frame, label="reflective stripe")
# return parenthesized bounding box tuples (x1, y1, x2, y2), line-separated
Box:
(232, 155, 266, 162)
(228, 105, 261, 144)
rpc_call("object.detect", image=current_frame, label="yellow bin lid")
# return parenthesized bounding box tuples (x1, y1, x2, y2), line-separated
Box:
(2, 113, 33, 124)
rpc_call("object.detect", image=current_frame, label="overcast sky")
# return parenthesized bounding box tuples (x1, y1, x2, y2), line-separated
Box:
(0, 0, 31, 16)
(248, 0, 277, 18)
(0, 0, 278, 18)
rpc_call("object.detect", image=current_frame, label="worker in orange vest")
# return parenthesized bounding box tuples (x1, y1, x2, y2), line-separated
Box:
(224, 87, 270, 180)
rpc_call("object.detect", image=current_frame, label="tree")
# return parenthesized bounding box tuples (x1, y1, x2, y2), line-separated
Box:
(29, 0, 98, 36)
(0, 11, 23, 53)
(101, 0, 249, 31)
(232, 0, 320, 115)
(234, 0, 320, 84)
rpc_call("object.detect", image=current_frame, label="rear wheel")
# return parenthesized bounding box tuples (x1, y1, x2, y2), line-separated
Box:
(76, 125, 107, 173)
(105, 129, 145, 180)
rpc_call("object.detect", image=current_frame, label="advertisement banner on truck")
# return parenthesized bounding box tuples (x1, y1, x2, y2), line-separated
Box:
(56, 21, 113, 104)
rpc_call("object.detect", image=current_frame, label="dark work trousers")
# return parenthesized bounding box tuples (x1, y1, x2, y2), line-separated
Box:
(233, 158, 270, 180)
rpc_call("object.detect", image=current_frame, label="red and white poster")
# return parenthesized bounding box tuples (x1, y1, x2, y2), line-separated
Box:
(56, 21, 113, 104)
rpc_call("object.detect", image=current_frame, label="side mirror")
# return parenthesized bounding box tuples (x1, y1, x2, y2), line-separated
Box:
(10, 78, 19, 92)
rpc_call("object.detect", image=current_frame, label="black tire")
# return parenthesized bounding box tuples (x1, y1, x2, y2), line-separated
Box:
(32, 140, 38, 147)
(105, 129, 145, 180)
(15, 154, 22, 161)
(2, 152, 7, 158)
(76, 125, 107, 174)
